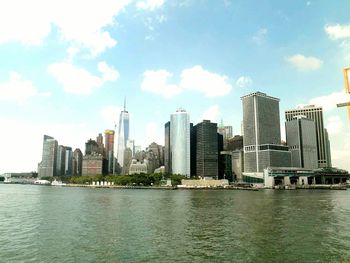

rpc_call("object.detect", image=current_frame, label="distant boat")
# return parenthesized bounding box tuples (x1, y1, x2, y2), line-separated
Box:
(51, 179, 66, 186)
(34, 179, 51, 185)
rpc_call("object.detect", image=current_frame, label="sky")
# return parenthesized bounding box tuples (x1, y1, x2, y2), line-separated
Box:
(1, 0, 350, 173)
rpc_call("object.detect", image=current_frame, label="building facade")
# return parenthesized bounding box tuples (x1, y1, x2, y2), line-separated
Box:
(193, 120, 219, 179)
(38, 135, 58, 178)
(116, 104, 130, 168)
(55, 145, 66, 176)
(170, 108, 191, 177)
(286, 116, 318, 169)
(285, 105, 331, 168)
(241, 92, 291, 173)
(73, 148, 83, 176)
(164, 121, 171, 174)
(105, 129, 115, 174)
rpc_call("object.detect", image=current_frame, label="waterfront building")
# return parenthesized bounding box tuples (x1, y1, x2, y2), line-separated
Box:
(105, 129, 115, 174)
(116, 101, 130, 168)
(285, 105, 331, 167)
(128, 160, 148, 175)
(170, 108, 191, 177)
(65, 147, 73, 176)
(73, 148, 83, 176)
(219, 151, 233, 181)
(286, 116, 318, 169)
(164, 121, 171, 174)
(38, 135, 58, 178)
(193, 120, 219, 179)
(82, 154, 107, 176)
(55, 145, 66, 176)
(241, 92, 291, 175)
(231, 150, 244, 182)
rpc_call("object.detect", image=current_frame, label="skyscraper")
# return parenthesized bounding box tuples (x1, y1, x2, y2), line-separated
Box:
(217, 121, 233, 150)
(65, 147, 73, 176)
(170, 108, 191, 177)
(286, 116, 318, 169)
(56, 145, 66, 176)
(194, 120, 218, 179)
(105, 129, 115, 173)
(241, 92, 291, 173)
(73, 148, 83, 176)
(116, 100, 130, 168)
(164, 121, 171, 174)
(38, 135, 58, 178)
(285, 105, 331, 167)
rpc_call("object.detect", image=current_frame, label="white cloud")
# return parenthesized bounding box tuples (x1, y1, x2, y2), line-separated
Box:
(306, 1, 311, 6)
(136, 0, 165, 11)
(101, 105, 122, 128)
(0, 72, 39, 103)
(140, 70, 182, 98)
(252, 28, 268, 44)
(144, 122, 163, 148)
(236, 76, 252, 88)
(200, 105, 221, 123)
(309, 91, 350, 112)
(326, 116, 343, 135)
(180, 65, 232, 97)
(324, 24, 350, 40)
(0, 0, 132, 55)
(48, 61, 118, 95)
(98, 62, 120, 81)
(141, 65, 232, 98)
(286, 54, 323, 71)
(0, 119, 91, 174)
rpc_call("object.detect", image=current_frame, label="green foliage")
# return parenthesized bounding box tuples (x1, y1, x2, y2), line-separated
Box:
(170, 174, 187, 186)
(68, 173, 165, 186)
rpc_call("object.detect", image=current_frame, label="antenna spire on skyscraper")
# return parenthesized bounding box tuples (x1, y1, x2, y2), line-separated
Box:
(124, 96, 126, 111)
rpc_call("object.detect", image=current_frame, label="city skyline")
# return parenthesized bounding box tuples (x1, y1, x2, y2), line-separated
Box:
(1, 1, 350, 173)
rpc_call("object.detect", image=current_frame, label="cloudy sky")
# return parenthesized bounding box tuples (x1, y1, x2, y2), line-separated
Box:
(1, 0, 350, 173)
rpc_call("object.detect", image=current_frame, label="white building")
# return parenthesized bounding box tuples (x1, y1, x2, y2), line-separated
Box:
(170, 108, 191, 177)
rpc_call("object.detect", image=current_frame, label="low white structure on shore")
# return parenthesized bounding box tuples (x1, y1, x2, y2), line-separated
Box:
(179, 178, 229, 188)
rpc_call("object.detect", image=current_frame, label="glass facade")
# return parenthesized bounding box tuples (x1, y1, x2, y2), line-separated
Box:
(117, 110, 130, 168)
(170, 109, 190, 177)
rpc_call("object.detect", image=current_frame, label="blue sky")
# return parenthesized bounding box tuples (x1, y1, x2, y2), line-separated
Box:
(1, 0, 350, 173)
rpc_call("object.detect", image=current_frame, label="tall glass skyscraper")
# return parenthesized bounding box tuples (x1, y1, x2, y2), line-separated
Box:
(116, 101, 129, 168)
(170, 108, 190, 177)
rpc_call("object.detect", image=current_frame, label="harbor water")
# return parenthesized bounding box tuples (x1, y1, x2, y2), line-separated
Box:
(1, 184, 350, 262)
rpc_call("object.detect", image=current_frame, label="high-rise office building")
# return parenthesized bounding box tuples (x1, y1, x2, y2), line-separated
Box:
(286, 116, 318, 169)
(55, 145, 66, 176)
(218, 121, 233, 150)
(285, 105, 331, 167)
(241, 92, 291, 173)
(164, 121, 171, 174)
(127, 139, 135, 157)
(38, 135, 58, 178)
(170, 108, 191, 177)
(194, 120, 218, 178)
(85, 139, 99, 155)
(65, 147, 73, 176)
(96, 133, 104, 154)
(73, 148, 83, 176)
(105, 129, 115, 173)
(116, 101, 130, 168)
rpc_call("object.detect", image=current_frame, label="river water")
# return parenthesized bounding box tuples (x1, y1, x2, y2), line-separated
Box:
(0, 184, 349, 262)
